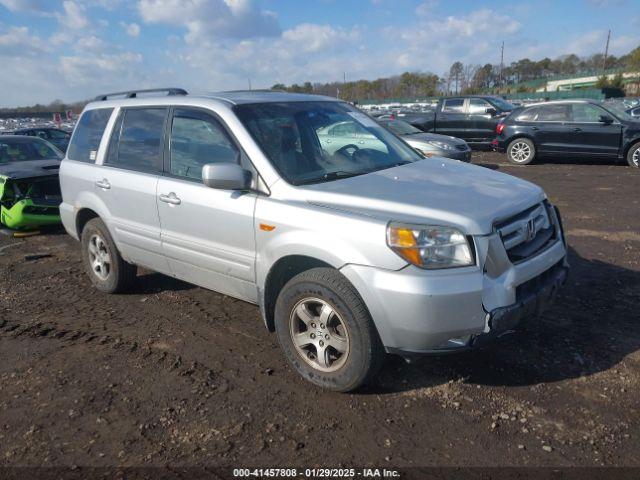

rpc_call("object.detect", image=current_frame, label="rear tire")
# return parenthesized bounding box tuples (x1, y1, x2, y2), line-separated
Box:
(274, 267, 384, 392)
(81, 218, 137, 293)
(507, 138, 536, 165)
(626, 142, 640, 168)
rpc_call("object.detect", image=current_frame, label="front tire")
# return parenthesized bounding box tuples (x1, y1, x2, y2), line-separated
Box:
(507, 138, 536, 165)
(627, 142, 640, 168)
(81, 218, 137, 293)
(274, 268, 384, 392)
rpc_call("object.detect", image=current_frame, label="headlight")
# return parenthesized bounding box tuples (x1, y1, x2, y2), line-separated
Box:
(427, 140, 453, 150)
(386, 222, 474, 269)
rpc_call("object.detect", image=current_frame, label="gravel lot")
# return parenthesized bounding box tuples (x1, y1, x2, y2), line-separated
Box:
(1, 152, 639, 472)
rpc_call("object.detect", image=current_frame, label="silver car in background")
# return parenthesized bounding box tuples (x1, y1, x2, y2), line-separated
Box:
(377, 118, 471, 162)
(59, 89, 568, 392)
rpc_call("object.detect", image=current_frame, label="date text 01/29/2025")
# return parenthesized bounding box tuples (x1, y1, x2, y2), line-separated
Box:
(232, 468, 401, 478)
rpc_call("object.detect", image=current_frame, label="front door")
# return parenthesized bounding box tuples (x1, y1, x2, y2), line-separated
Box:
(157, 107, 257, 302)
(437, 98, 468, 139)
(466, 98, 499, 142)
(567, 103, 622, 157)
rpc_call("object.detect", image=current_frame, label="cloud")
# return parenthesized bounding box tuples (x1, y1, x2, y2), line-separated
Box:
(55, 1, 89, 30)
(122, 22, 140, 37)
(137, 0, 280, 41)
(0, 0, 52, 13)
(0, 25, 49, 55)
(281, 23, 359, 53)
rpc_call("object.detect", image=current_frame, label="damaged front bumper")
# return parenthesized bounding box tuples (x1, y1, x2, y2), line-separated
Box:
(1, 198, 61, 230)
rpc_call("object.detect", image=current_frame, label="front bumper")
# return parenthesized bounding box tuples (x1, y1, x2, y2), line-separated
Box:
(340, 233, 568, 356)
(0, 199, 61, 230)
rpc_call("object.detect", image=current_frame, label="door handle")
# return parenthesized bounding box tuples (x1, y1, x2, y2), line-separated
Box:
(159, 192, 181, 205)
(95, 179, 110, 190)
(531, 126, 539, 131)
(358, 140, 365, 144)
(573, 128, 582, 132)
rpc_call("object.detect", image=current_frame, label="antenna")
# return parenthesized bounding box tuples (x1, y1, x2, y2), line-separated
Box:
(602, 29, 611, 74)
(499, 41, 504, 90)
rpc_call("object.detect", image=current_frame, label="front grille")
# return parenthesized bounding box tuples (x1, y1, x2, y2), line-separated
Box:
(23, 205, 59, 215)
(496, 202, 558, 264)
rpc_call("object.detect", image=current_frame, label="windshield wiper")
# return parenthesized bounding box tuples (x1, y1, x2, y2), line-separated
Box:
(297, 170, 366, 185)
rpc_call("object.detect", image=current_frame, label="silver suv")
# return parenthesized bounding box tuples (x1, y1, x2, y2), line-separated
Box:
(60, 88, 568, 391)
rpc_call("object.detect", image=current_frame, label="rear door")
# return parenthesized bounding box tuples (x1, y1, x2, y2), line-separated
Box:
(532, 104, 574, 154)
(436, 98, 467, 138)
(156, 107, 258, 302)
(94, 107, 170, 273)
(567, 103, 622, 156)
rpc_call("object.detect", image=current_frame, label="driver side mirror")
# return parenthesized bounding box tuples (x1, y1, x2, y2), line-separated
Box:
(599, 115, 614, 125)
(485, 107, 498, 116)
(202, 163, 251, 191)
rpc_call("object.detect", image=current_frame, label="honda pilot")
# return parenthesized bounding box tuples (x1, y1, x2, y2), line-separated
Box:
(59, 89, 568, 391)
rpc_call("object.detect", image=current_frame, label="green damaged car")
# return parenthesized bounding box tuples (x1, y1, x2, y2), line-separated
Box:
(0, 136, 63, 230)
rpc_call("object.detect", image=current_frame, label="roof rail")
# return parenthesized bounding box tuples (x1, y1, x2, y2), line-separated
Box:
(94, 88, 188, 101)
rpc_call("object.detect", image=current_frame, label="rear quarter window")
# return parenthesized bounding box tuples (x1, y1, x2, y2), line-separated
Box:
(67, 108, 113, 162)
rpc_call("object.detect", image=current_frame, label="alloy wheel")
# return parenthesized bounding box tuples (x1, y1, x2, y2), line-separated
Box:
(510, 142, 532, 163)
(289, 297, 350, 373)
(88, 233, 111, 281)
(633, 148, 639, 167)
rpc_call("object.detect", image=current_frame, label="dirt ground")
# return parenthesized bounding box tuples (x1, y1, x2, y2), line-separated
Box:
(0, 152, 639, 473)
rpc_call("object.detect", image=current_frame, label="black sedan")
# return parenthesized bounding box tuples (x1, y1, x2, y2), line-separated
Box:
(9, 127, 71, 152)
(493, 100, 640, 167)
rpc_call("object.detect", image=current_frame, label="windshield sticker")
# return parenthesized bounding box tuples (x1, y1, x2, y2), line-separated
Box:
(89, 150, 97, 161)
(347, 112, 380, 129)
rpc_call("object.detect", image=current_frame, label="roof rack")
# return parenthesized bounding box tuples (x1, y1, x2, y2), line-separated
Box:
(94, 88, 188, 101)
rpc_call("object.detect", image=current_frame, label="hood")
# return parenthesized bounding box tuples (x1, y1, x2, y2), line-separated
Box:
(301, 158, 545, 235)
(0, 159, 61, 179)
(402, 132, 468, 148)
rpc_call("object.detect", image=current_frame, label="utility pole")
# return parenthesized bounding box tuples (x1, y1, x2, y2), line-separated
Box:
(248, 78, 252, 90)
(602, 29, 611, 74)
(499, 40, 504, 90)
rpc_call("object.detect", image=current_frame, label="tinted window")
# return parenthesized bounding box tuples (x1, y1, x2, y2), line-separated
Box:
(67, 108, 113, 162)
(468, 98, 491, 114)
(0, 137, 62, 163)
(106, 108, 166, 172)
(537, 104, 571, 122)
(49, 129, 70, 139)
(170, 110, 239, 180)
(516, 107, 540, 122)
(442, 99, 464, 113)
(572, 104, 607, 122)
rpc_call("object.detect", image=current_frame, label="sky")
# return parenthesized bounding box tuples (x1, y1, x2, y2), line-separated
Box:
(0, 0, 639, 107)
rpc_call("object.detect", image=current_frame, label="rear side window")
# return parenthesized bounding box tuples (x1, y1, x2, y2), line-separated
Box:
(67, 108, 113, 162)
(105, 108, 167, 173)
(516, 107, 540, 122)
(537, 104, 571, 122)
(442, 98, 464, 113)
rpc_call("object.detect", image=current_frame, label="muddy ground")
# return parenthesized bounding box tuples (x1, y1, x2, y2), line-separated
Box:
(0, 152, 639, 473)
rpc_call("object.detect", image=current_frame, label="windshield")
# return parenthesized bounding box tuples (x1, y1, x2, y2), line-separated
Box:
(489, 97, 515, 112)
(234, 101, 422, 185)
(603, 102, 636, 122)
(380, 119, 422, 136)
(0, 137, 62, 163)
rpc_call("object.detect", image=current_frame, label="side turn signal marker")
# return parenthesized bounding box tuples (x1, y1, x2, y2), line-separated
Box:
(259, 223, 276, 232)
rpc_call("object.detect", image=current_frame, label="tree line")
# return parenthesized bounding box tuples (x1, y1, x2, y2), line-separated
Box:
(273, 45, 640, 100)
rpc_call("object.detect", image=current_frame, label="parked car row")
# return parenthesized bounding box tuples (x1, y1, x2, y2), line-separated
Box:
(1, 127, 72, 152)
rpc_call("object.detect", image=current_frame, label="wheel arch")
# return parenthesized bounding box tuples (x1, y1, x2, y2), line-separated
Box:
(622, 137, 640, 159)
(261, 255, 335, 332)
